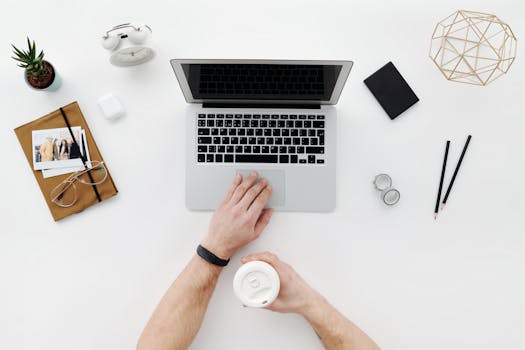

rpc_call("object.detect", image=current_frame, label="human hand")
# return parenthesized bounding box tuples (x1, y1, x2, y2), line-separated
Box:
(201, 172, 274, 260)
(241, 252, 321, 314)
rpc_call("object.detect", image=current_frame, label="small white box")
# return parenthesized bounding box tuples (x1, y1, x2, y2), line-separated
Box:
(97, 94, 125, 120)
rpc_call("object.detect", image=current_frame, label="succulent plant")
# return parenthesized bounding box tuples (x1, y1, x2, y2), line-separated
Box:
(11, 37, 45, 77)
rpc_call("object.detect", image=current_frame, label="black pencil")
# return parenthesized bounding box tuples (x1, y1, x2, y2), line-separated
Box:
(441, 135, 472, 209)
(435, 140, 450, 219)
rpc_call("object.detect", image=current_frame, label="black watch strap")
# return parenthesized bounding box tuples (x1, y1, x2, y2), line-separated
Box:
(197, 244, 230, 267)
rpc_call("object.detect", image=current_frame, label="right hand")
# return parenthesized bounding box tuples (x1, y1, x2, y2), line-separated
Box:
(241, 252, 320, 314)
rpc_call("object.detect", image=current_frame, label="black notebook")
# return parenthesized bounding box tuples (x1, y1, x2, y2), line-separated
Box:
(364, 62, 419, 120)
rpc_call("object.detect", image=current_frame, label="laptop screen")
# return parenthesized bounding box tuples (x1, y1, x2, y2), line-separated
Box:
(179, 63, 344, 102)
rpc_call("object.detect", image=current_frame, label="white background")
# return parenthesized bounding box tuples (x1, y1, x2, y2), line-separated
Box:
(1, 0, 524, 349)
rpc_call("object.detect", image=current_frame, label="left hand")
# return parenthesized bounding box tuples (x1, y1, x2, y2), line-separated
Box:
(200, 172, 274, 259)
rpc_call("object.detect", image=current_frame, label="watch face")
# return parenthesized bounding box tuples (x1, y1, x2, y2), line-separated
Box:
(110, 46, 155, 66)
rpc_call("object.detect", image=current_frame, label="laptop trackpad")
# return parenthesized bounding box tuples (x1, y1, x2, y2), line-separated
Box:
(236, 169, 285, 207)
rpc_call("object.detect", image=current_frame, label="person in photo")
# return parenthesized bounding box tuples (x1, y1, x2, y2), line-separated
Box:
(59, 139, 69, 160)
(39, 137, 54, 162)
(53, 138, 60, 161)
(67, 137, 82, 160)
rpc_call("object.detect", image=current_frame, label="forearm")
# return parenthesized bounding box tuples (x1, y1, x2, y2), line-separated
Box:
(301, 292, 380, 350)
(137, 255, 222, 350)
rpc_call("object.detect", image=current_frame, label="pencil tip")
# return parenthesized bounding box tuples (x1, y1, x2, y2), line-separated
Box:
(434, 213, 437, 220)
(440, 203, 445, 210)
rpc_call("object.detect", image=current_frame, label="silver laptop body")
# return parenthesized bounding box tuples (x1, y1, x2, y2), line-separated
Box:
(171, 59, 353, 212)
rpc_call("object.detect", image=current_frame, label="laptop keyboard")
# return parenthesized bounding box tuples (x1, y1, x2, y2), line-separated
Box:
(197, 113, 326, 164)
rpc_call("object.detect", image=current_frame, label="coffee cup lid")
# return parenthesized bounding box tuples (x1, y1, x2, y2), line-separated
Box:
(233, 261, 280, 308)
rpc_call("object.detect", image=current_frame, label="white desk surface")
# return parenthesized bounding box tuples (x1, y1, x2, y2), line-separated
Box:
(1, 0, 524, 349)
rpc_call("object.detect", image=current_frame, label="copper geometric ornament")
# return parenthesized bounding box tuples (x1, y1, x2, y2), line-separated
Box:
(430, 10, 517, 86)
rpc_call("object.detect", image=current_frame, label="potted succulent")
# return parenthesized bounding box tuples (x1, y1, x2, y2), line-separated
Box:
(11, 38, 61, 91)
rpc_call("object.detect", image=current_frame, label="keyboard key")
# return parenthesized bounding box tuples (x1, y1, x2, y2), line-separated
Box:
(198, 128, 210, 135)
(299, 115, 307, 119)
(206, 154, 214, 162)
(227, 146, 234, 153)
(231, 137, 239, 144)
(262, 115, 270, 119)
(235, 146, 243, 153)
(198, 145, 207, 153)
(308, 129, 316, 137)
(208, 145, 216, 152)
(233, 120, 241, 127)
(226, 114, 233, 118)
(291, 129, 299, 137)
(237, 129, 246, 136)
(271, 115, 279, 119)
(198, 114, 206, 118)
(198, 137, 212, 144)
(270, 146, 278, 153)
(208, 114, 215, 118)
(229, 129, 237, 136)
(216, 120, 224, 127)
(304, 121, 312, 128)
(216, 154, 223, 162)
(306, 147, 324, 154)
(313, 121, 325, 128)
(279, 155, 289, 163)
(211, 128, 219, 135)
(297, 146, 305, 153)
(253, 146, 261, 153)
(300, 129, 307, 137)
(222, 137, 230, 144)
(295, 121, 303, 128)
(236, 154, 278, 163)
(240, 137, 248, 144)
(264, 129, 272, 136)
(308, 115, 316, 120)
(282, 129, 290, 137)
(251, 120, 259, 127)
(294, 138, 301, 145)
(262, 146, 269, 153)
(284, 138, 292, 145)
(198, 120, 206, 127)
(247, 129, 254, 136)
(301, 138, 310, 145)
(218, 146, 225, 153)
(244, 146, 252, 153)
(235, 114, 242, 119)
(310, 138, 318, 145)
(266, 138, 274, 145)
(253, 114, 261, 119)
(290, 115, 297, 119)
(249, 137, 257, 145)
(220, 128, 228, 135)
(288, 146, 296, 153)
(275, 137, 283, 145)
(225, 154, 234, 162)
(255, 129, 263, 136)
(272, 129, 281, 136)
(279, 146, 287, 153)
(291, 155, 298, 163)
(280, 115, 288, 119)
(213, 137, 221, 144)
(278, 121, 285, 128)
(317, 159, 325, 164)
(299, 159, 307, 163)
(198, 154, 205, 162)
(269, 121, 277, 128)
(308, 155, 316, 163)
(242, 120, 250, 127)
(207, 120, 215, 127)
(225, 120, 233, 127)
(257, 137, 265, 145)
(244, 114, 252, 119)
(316, 115, 325, 120)
(260, 120, 268, 127)
(286, 121, 294, 128)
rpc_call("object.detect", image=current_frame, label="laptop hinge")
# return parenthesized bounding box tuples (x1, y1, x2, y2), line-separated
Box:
(202, 102, 321, 109)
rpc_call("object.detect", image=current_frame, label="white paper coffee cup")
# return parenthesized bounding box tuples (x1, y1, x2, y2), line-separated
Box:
(233, 261, 280, 308)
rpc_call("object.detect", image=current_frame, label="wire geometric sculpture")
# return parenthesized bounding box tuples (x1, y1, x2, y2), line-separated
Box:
(430, 10, 517, 86)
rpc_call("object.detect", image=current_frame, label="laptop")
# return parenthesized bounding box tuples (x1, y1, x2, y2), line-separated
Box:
(170, 59, 353, 212)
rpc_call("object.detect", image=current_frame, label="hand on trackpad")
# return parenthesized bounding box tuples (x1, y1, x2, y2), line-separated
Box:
(236, 169, 285, 207)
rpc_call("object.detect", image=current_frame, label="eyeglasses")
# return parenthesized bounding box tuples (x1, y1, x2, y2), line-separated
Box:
(50, 161, 108, 207)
